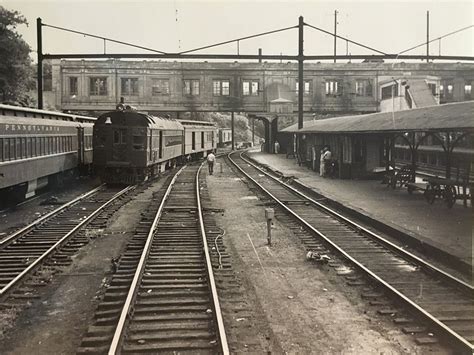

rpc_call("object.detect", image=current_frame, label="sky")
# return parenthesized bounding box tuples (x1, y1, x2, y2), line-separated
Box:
(1, 0, 473, 62)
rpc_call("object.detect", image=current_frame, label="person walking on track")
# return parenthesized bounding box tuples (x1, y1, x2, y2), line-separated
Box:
(207, 151, 216, 175)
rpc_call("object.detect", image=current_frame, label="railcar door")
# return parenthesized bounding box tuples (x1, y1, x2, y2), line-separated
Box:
(159, 131, 163, 159)
(112, 128, 127, 162)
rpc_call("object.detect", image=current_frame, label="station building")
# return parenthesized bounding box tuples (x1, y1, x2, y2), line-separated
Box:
(45, 60, 474, 116)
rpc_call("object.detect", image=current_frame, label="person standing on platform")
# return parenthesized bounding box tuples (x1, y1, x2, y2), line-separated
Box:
(319, 147, 326, 176)
(322, 146, 332, 177)
(274, 141, 280, 154)
(207, 151, 216, 175)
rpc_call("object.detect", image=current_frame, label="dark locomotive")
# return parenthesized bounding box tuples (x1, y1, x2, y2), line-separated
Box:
(93, 106, 217, 184)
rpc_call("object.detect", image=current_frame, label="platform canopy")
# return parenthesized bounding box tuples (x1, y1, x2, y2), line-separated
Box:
(282, 101, 474, 134)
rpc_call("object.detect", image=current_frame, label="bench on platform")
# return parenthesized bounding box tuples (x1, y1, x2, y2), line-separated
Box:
(384, 165, 414, 189)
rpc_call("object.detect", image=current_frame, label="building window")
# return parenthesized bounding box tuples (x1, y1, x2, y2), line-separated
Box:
(213, 80, 230, 96)
(121, 78, 139, 96)
(464, 83, 471, 99)
(296, 80, 311, 95)
(447, 84, 453, 94)
(381, 84, 398, 100)
(439, 84, 444, 99)
(428, 83, 436, 96)
(325, 80, 342, 96)
(152, 79, 170, 95)
(90, 77, 107, 96)
(184, 80, 200, 96)
(243, 80, 259, 96)
(355, 79, 373, 97)
(69, 77, 78, 96)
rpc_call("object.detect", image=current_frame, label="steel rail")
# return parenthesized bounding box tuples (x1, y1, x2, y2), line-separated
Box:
(239, 153, 473, 293)
(107, 167, 185, 355)
(228, 151, 474, 354)
(0, 185, 133, 297)
(196, 162, 230, 355)
(0, 185, 104, 248)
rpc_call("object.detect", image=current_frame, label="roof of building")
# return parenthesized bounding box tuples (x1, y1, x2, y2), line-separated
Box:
(281, 101, 474, 134)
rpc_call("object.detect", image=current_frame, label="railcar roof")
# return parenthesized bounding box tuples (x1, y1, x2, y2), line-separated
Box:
(0, 115, 82, 127)
(282, 101, 474, 134)
(178, 120, 217, 127)
(97, 111, 183, 130)
(0, 104, 96, 122)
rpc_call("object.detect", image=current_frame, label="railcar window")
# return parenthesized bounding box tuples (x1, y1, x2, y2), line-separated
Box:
(3, 139, 9, 161)
(27, 137, 31, 157)
(21, 138, 26, 158)
(201, 132, 204, 148)
(114, 130, 127, 144)
(192, 132, 196, 150)
(133, 135, 145, 150)
(15, 138, 20, 159)
(32, 137, 36, 156)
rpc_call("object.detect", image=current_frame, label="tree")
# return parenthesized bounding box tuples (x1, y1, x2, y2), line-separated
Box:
(0, 6, 35, 105)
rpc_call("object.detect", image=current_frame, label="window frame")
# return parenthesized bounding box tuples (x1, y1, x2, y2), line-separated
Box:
(295, 80, 312, 95)
(325, 79, 343, 97)
(184, 79, 200, 96)
(242, 80, 259, 96)
(213, 80, 230, 96)
(152, 78, 170, 96)
(69, 77, 78, 96)
(121, 77, 139, 96)
(89, 77, 108, 96)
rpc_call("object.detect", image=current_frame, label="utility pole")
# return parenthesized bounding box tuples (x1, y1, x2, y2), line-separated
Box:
(426, 11, 430, 62)
(37, 18, 43, 109)
(334, 10, 338, 63)
(298, 16, 304, 130)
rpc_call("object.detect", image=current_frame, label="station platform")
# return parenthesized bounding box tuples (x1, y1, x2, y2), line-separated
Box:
(247, 151, 473, 275)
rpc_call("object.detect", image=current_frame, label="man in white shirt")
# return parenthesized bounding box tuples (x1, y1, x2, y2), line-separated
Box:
(321, 146, 332, 177)
(207, 151, 216, 175)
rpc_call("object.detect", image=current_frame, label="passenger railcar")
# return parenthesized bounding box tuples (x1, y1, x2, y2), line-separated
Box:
(0, 104, 95, 203)
(218, 128, 232, 148)
(180, 120, 217, 159)
(93, 108, 218, 184)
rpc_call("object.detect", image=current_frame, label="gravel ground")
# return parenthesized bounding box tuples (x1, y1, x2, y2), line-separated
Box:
(207, 158, 450, 354)
(0, 177, 100, 242)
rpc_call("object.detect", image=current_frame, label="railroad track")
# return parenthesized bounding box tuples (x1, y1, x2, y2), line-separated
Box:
(79, 163, 228, 354)
(228, 151, 474, 354)
(0, 185, 133, 299)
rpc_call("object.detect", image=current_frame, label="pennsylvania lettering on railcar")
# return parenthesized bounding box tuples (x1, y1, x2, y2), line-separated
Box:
(2, 124, 61, 132)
